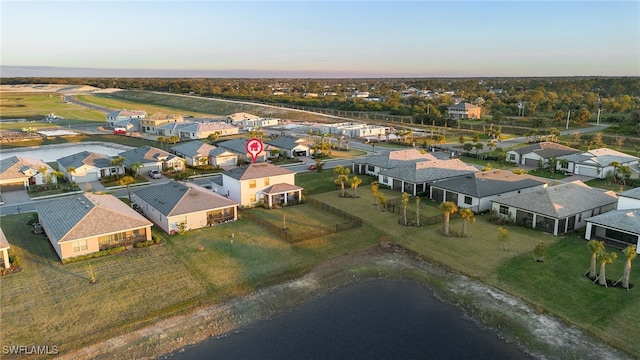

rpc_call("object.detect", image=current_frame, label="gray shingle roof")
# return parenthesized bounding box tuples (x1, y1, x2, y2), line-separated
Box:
(133, 181, 237, 216)
(559, 148, 638, 167)
(494, 181, 618, 218)
(448, 102, 480, 110)
(171, 141, 217, 158)
(587, 209, 640, 235)
(431, 169, 549, 198)
(223, 163, 294, 181)
(619, 187, 640, 200)
(119, 146, 182, 165)
(57, 151, 113, 169)
(354, 149, 437, 169)
(36, 193, 152, 243)
(0, 156, 51, 180)
(262, 183, 303, 194)
(264, 136, 308, 150)
(512, 142, 579, 157)
(379, 159, 478, 183)
(216, 138, 253, 154)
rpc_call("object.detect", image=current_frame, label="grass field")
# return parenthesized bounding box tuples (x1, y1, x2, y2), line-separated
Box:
(0, 93, 105, 124)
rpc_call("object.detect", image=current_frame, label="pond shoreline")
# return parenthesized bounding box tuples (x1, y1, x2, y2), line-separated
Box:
(57, 243, 631, 360)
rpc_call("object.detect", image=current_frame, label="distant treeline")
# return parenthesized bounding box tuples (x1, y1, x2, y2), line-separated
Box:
(3, 76, 640, 133)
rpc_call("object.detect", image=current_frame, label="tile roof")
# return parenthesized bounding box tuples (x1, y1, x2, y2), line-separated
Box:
(431, 169, 549, 198)
(494, 181, 618, 218)
(171, 141, 217, 158)
(223, 163, 294, 181)
(36, 193, 152, 244)
(587, 209, 640, 235)
(133, 181, 237, 216)
(57, 151, 113, 169)
(379, 159, 478, 183)
(354, 149, 437, 169)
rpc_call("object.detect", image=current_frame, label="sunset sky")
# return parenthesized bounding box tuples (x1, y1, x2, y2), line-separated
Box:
(2, 1, 638, 77)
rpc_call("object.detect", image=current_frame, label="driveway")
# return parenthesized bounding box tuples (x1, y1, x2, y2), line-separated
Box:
(1, 189, 31, 206)
(80, 181, 106, 192)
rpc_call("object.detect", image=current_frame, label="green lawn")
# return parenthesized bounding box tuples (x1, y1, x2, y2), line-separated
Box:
(0, 93, 106, 124)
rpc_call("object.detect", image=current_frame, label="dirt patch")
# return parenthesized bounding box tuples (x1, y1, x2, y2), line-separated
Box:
(58, 243, 632, 360)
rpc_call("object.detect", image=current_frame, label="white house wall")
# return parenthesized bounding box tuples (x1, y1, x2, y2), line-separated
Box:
(617, 196, 640, 210)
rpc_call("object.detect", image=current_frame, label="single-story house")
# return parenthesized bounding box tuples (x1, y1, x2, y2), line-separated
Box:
(377, 159, 478, 196)
(585, 210, 640, 251)
(106, 109, 146, 127)
(506, 142, 580, 167)
(158, 121, 238, 139)
(0, 156, 57, 190)
(353, 148, 437, 177)
(492, 181, 618, 235)
(132, 181, 238, 234)
(119, 146, 185, 174)
(264, 135, 313, 158)
(57, 151, 124, 183)
(214, 163, 302, 207)
(227, 112, 261, 127)
(430, 169, 550, 213)
(111, 117, 141, 132)
(0, 227, 10, 269)
(556, 148, 639, 179)
(36, 193, 153, 261)
(216, 138, 268, 164)
(171, 141, 218, 166)
(585, 187, 640, 251)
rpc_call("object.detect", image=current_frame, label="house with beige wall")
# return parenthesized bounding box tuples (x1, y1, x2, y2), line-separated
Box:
(214, 163, 302, 207)
(132, 181, 238, 234)
(36, 193, 153, 261)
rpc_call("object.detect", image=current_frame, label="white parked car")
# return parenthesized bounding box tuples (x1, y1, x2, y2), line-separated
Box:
(148, 170, 162, 179)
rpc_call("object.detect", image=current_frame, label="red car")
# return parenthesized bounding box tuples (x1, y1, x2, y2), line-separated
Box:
(308, 164, 317, 170)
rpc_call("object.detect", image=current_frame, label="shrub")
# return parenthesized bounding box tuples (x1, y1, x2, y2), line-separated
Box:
(62, 246, 126, 264)
(134, 240, 155, 248)
(152, 233, 161, 244)
(8, 254, 20, 268)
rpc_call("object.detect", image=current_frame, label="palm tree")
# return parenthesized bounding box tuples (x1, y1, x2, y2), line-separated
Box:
(110, 156, 125, 180)
(51, 169, 64, 189)
(118, 175, 136, 206)
(615, 245, 637, 290)
(130, 162, 143, 179)
(438, 201, 458, 237)
(596, 251, 617, 287)
(349, 176, 362, 198)
(587, 240, 605, 279)
(333, 165, 351, 197)
(415, 196, 421, 227)
(66, 167, 76, 184)
(401, 192, 409, 225)
(371, 181, 380, 209)
(458, 208, 476, 237)
(609, 161, 621, 183)
(474, 142, 484, 157)
(618, 165, 631, 186)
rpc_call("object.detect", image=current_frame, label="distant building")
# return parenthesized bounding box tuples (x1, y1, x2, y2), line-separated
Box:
(447, 102, 481, 119)
(106, 109, 146, 127)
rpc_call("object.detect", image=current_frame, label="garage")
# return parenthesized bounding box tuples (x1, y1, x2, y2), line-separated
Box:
(575, 165, 599, 177)
(74, 171, 100, 183)
(213, 156, 237, 167)
(524, 157, 540, 167)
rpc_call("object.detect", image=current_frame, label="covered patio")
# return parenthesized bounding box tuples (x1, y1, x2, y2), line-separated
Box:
(262, 183, 303, 208)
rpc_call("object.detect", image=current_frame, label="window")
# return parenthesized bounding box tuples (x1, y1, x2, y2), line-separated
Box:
(382, 176, 388, 184)
(499, 205, 509, 215)
(249, 195, 256, 203)
(464, 196, 472, 205)
(73, 239, 88, 252)
(509, 154, 516, 161)
(249, 180, 256, 188)
(264, 178, 270, 186)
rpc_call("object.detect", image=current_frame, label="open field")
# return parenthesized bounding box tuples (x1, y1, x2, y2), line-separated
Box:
(0, 93, 105, 124)
(76, 94, 221, 118)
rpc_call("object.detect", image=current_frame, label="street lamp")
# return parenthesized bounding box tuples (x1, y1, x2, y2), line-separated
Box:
(565, 110, 571, 130)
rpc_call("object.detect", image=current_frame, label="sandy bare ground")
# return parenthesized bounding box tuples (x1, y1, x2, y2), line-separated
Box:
(56, 244, 631, 360)
(0, 84, 121, 94)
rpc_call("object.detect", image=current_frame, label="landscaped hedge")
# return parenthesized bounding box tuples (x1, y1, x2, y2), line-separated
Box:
(62, 246, 126, 264)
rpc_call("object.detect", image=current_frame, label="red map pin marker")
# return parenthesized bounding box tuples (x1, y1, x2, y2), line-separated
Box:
(246, 138, 264, 163)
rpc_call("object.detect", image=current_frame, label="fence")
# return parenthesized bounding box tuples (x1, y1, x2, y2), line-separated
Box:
(240, 199, 362, 244)
(385, 197, 444, 226)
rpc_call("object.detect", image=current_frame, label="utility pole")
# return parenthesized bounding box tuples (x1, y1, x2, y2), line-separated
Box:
(565, 110, 571, 130)
(597, 108, 601, 125)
